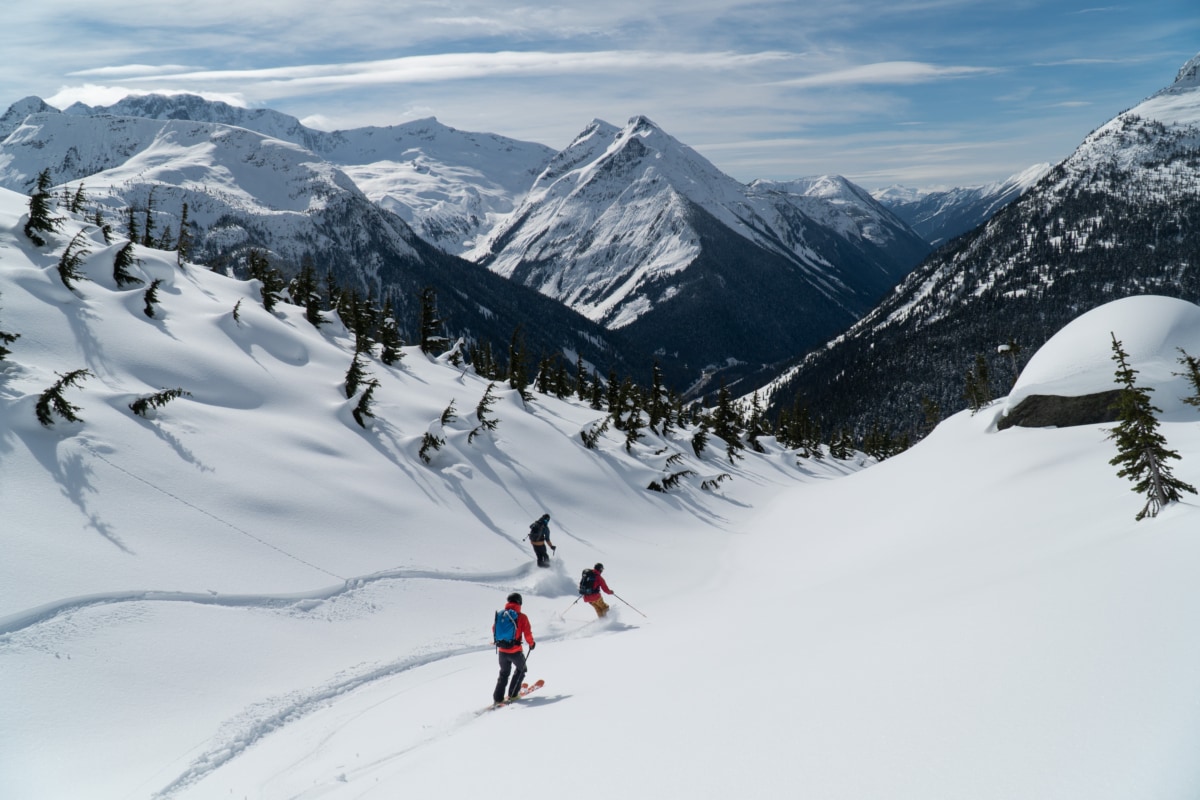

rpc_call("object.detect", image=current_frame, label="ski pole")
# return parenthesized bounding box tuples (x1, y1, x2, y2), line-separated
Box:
(613, 593, 648, 618)
(558, 596, 581, 618)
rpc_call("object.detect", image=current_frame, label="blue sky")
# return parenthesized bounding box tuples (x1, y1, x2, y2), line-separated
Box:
(2, 1, 1196, 189)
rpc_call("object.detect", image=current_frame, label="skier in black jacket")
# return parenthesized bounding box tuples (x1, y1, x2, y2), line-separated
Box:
(527, 513, 555, 567)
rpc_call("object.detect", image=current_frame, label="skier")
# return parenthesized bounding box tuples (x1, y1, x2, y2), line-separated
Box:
(580, 562, 614, 617)
(492, 592, 536, 704)
(527, 513, 556, 567)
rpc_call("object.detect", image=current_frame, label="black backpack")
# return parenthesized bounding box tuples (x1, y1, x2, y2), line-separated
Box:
(578, 568, 597, 596)
(529, 519, 548, 543)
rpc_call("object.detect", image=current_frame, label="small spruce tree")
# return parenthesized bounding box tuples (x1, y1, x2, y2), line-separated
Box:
(1107, 333, 1196, 520)
(56, 231, 92, 289)
(24, 168, 59, 246)
(36, 369, 92, 426)
(130, 388, 190, 417)
(143, 278, 163, 318)
(352, 379, 380, 428)
(345, 354, 370, 399)
(1175, 348, 1200, 411)
(113, 241, 143, 287)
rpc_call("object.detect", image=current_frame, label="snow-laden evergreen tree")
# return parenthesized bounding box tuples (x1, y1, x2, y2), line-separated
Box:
(288, 258, 325, 328)
(379, 316, 405, 365)
(92, 208, 113, 245)
(711, 381, 745, 463)
(124, 204, 139, 244)
(352, 379, 380, 428)
(247, 250, 286, 313)
(112, 241, 142, 287)
(56, 231, 91, 290)
(1176, 349, 1200, 411)
(344, 354, 370, 399)
(506, 325, 531, 401)
(1107, 333, 1196, 520)
(24, 169, 60, 247)
(418, 286, 448, 355)
(141, 187, 157, 248)
(469, 382, 500, 443)
(176, 202, 193, 267)
(36, 369, 92, 426)
(129, 388, 190, 418)
(143, 278, 163, 318)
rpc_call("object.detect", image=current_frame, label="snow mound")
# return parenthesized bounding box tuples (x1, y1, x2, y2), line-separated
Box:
(1009, 295, 1200, 415)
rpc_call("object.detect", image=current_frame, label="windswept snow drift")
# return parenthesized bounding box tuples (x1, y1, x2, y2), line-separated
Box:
(2, 184, 1199, 800)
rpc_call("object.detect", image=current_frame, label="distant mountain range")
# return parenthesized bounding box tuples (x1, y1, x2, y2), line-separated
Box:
(768, 52, 1200, 435)
(0, 93, 955, 394)
(872, 163, 1051, 248)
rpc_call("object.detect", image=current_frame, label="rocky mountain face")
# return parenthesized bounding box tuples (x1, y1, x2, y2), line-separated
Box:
(0, 104, 655, 383)
(873, 163, 1051, 248)
(768, 52, 1200, 437)
(470, 116, 930, 391)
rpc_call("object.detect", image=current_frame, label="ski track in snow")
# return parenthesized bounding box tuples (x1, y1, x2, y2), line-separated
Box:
(147, 597, 629, 797)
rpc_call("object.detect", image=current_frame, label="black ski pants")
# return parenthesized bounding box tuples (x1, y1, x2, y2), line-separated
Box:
(494, 649, 527, 703)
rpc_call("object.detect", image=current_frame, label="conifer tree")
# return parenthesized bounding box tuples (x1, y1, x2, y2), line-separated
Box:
(247, 250, 285, 313)
(92, 208, 113, 244)
(345, 354, 370, 399)
(711, 381, 744, 463)
(36, 369, 92, 426)
(1107, 333, 1196, 520)
(469, 382, 500, 443)
(141, 187, 156, 247)
(418, 286, 448, 354)
(351, 379, 379, 428)
(125, 204, 140, 244)
(56, 231, 91, 289)
(418, 431, 445, 462)
(440, 399, 458, 426)
(691, 417, 711, 457)
(69, 183, 87, 214)
(129, 387, 190, 417)
(143, 278, 163, 318)
(506, 325, 531, 401)
(647, 361, 672, 434)
(574, 354, 589, 401)
(24, 168, 59, 246)
(379, 316, 405, 365)
(289, 258, 325, 327)
(176, 202, 193, 266)
(1175, 349, 1200, 411)
(112, 241, 143, 287)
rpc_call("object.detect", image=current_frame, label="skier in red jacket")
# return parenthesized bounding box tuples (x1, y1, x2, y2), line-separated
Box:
(492, 592, 536, 704)
(582, 563, 614, 617)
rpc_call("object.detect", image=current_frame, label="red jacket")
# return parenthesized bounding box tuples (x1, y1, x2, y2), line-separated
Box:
(494, 602, 535, 654)
(583, 572, 612, 603)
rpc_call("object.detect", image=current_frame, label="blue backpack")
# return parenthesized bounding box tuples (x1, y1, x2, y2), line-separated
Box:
(494, 608, 519, 648)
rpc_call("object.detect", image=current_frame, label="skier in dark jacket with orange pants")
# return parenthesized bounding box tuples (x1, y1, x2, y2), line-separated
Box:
(493, 592, 536, 704)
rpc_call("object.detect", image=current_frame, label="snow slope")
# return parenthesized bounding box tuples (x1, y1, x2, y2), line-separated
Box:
(2, 182, 1200, 800)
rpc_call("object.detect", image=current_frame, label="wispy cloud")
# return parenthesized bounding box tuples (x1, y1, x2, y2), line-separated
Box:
(776, 61, 997, 88)
(68, 50, 796, 95)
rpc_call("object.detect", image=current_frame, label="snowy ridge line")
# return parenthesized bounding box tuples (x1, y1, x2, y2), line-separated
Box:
(0, 562, 538, 637)
(81, 440, 348, 582)
(153, 604, 622, 798)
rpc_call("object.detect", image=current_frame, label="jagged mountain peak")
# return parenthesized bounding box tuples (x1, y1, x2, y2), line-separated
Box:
(1168, 52, 1200, 92)
(0, 96, 56, 140)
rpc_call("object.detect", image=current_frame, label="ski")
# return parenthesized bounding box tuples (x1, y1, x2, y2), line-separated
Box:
(486, 679, 544, 711)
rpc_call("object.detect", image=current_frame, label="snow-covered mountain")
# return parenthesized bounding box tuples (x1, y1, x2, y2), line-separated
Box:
(471, 115, 929, 386)
(5, 183, 1200, 800)
(768, 52, 1200, 435)
(0, 100, 659, 385)
(64, 94, 555, 254)
(873, 162, 1051, 247)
